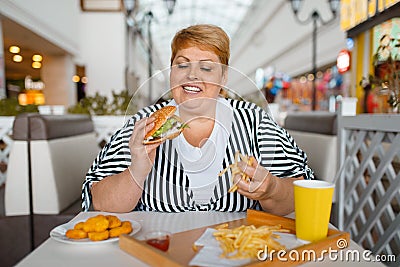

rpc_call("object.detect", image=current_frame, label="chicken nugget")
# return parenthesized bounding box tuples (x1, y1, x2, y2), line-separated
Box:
(121, 221, 133, 231)
(106, 215, 122, 229)
(74, 222, 85, 230)
(66, 229, 88, 239)
(109, 221, 133, 238)
(88, 230, 109, 241)
(83, 215, 109, 233)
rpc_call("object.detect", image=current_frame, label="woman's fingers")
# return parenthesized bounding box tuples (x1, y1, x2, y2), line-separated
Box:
(233, 161, 256, 192)
(237, 161, 255, 176)
(130, 117, 155, 146)
(234, 158, 272, 199)
(144, 117, 156, 132)
(128, 116, 159, 182)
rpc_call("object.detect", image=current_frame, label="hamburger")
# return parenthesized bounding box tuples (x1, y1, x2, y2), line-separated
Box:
(143, 106, 187, 145)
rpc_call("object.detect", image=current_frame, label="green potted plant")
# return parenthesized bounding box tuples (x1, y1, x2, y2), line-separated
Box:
(67, 89, 140, 116)
(0, 97, 39, 116)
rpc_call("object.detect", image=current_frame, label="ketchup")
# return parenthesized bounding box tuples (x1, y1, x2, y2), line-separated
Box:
(146, 236, 170, 252)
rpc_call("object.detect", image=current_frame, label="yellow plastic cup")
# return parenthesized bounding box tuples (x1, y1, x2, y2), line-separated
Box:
(294, 180, 335, 242)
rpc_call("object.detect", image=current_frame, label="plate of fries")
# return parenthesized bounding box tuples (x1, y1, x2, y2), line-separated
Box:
(219, 151, 255, 193)
(189, 223, 291, 266)
(212, 223, 289, 259)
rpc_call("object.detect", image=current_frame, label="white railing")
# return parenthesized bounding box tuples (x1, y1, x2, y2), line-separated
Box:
(0, 117, 14, 186)
(91, 115, 127, 146)
(0, 115, 127, 186)
(337, 113, 400, 264)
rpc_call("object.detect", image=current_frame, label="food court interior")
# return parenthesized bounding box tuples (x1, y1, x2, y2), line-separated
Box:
(0, 0, 399, 266)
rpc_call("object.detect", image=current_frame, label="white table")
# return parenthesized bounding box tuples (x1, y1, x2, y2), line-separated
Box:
(15, 211, 385, 267)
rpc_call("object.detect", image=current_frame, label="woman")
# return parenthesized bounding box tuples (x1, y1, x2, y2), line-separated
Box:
(82, 24, 313, 216)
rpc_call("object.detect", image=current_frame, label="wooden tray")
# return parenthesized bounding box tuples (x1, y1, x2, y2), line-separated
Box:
(119, 209, 350, 266)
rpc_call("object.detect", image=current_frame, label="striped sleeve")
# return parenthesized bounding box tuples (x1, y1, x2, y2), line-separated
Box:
(257, 108, 314, 179)
(81, 103, 165, 211)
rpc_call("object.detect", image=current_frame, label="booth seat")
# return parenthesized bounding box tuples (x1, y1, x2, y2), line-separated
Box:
(1, 113, 100, 266)
(5, 113, 99, 215)
(284, 112, 338, 183)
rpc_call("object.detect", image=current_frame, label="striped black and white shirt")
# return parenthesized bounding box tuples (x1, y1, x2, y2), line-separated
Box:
(82, 99, 313, 212)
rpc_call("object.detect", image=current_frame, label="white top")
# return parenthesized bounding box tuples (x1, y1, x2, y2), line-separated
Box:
(173, 98, 233, 204)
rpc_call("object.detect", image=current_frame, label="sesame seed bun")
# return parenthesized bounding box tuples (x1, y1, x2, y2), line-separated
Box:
(143, 106, 184, 145)
(144, 106, 176, 139)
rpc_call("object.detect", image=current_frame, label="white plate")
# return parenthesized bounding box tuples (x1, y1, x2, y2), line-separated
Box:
(50, 219, 141, 244)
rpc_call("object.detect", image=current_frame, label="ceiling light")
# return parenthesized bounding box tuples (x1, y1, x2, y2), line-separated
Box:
(164, 0, 176, 15)
(9, 46, 20, 54)
(13, 55, 23, 62)
(32, 54, 43, 62)
(123, 0, 136, 16)
(32, 61, 42, 69)
(328, 0, 340, 15)
(18, 93, 28, 105)
(72, 75, 80, 83)
(81, 77, 88, 83)
(290, 0, 303, 15)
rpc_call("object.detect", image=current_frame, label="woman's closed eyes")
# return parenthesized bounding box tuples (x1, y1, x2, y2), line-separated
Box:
(175, 62, 214, 72)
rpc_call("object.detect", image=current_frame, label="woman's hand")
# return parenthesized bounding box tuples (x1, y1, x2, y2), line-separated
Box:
(128, 117, 160, 186)
(233, 157, 301, 216)
(233, 157, 277, 200)
(91, 117, 159, 212)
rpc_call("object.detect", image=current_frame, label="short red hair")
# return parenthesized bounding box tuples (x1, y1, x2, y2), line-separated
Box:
(170, 24, 230, 67)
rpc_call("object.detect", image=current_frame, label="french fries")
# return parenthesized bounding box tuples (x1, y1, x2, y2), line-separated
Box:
(219, 151, 255, 192)
(213, 224, 288, 259)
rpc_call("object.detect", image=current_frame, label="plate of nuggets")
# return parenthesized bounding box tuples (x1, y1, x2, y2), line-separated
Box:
(50, 214, 141, 244)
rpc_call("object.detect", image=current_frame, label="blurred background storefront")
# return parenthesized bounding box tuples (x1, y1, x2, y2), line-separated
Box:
(1, 0, 399, 115)
(0, 0, 349, 113)
(340, 0, 399, 114)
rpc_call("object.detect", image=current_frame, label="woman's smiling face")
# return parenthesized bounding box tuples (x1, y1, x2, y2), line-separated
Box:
(170, 46, 227, 105)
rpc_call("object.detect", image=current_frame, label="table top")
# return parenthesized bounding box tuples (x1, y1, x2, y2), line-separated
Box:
(16, 211, 385, 267)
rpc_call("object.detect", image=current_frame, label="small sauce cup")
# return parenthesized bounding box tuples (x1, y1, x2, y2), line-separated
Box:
(144, 230, 171, 252)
